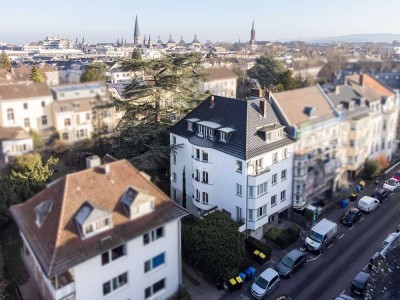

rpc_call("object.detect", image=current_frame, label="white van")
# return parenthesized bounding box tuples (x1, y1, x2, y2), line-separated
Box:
(305, 218, 338, 253)
(358, 196, 379, 213)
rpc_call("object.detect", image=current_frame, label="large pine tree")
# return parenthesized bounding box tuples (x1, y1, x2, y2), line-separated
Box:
(30, 66, 45, 83)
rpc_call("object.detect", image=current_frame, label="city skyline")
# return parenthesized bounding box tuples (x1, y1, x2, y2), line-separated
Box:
(1, 0, 400, 44)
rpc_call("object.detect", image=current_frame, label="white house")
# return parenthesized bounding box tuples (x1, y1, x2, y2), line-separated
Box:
(10, 156, 188, 300)
(200, 68, 238, 98)
(0, 126, 33, 167)
(170, 95, 294, 239)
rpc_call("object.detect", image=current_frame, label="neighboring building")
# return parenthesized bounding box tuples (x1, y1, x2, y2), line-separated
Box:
(200, 67, 238, 98)
(170, 95, 294, 239)
(0, 126, 33, 167)
(10, 157, 188, 300)
(0, 66, 59, 86)
(270, 86, 344, 209)
(0, 82, 54, 136)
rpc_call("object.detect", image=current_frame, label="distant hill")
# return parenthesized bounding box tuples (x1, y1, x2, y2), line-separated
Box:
(309, 33, 400, 43)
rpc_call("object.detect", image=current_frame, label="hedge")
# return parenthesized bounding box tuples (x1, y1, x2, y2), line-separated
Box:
(245, 236, 272, 261)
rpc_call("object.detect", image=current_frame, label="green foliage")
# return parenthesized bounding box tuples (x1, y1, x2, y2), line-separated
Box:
(29, 129, 44, 149)
(0, 154, 58, 223)
(304, 209, 314, 220)
(114, 53, 206, 174)
(0, 52, 11, 72)
(182, 166, 186, 208)
(182, 212, 245, 281)
(264, 225, 301, 249)
(80, 62, 108, 82)
(248, 54, 298, 92)
(131, 49, 142, 60)
(361, 159, 381, 180)
(30, 66, 44, 83)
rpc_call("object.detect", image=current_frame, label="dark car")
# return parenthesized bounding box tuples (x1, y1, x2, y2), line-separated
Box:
(340, 207, 362, 226)
(350, 271, 370, 296)
(393, 170, 400, 181)
(372, 187, 390, 203)
(276, 248, 307, 278)
(368, 252, 379, 270)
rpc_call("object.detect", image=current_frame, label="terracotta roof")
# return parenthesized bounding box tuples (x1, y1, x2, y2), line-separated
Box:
(0, 83, 52, 100)
(271, 85, 336, 126)
(10, 159, 188, 277)
(346, 74, 395, 101)
(204, 67, 238, 81)
(0, 126, 31, 140)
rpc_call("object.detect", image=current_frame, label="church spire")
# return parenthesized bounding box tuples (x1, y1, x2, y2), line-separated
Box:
(250, 21, 256, 46)
(134, 15, 141, 45)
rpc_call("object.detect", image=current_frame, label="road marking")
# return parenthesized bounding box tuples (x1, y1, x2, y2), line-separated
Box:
(359, 218, 364, 222)
(349, 225, 355, 230)
(363, 264, 368, 270)
(338, 234, 345, 239)
(340, 289, 346, 295)
(307, 254, 321, 262)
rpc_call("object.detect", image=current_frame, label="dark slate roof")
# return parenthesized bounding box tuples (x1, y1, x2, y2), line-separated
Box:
(326, 85, 371, 119)
(169, 96, 294, 160)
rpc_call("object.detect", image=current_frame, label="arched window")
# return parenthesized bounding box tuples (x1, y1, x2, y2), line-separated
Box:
(7, 108, 14, 121)
(202, 171, 208, 183)
(202, 192, 208, 203)
(195, 169, 200, 181)
(195, 189, 200, 200)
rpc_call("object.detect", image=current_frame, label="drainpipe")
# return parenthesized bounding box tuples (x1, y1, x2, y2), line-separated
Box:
(245, 162, 249, 238)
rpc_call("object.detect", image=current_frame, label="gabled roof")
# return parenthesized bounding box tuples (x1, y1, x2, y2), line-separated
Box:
(204, 67, 238, 81)
(0, 127, 31, 141)
(0, 82, 51, 100)
(271, 85, 336, 126)
(169, 96, 294, 160)
(346, 74, 395, 101)
(10, 160, 188, 277)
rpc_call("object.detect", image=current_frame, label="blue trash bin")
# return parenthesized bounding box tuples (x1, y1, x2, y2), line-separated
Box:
(245, 266, 256, 280)
(341, 199, 348, 208)
(239, 272, 246, 283)
(355, 185, 362, 193)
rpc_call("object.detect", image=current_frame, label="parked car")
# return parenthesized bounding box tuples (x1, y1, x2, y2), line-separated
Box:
(383, 178, 400, 192)
(335, 294, 355, 300)
(340, 207, 362, 226)
(372, 187, 390, 203)
(392, 170, 400, 181)
(305, 218, 338, 253)
(368, 252, 379, 270)
(397, 224, 400, 232)
(276, 248, 307, 278)
(357, 196, 379, 213)
(382, 232, 398, 249)
(251, 268, 280, 299)
(350, 271, 370, 296)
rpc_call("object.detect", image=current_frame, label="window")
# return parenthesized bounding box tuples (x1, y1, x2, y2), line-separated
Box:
(255, 158, 263, 168)
(173, 154, 176, 164)
(248, 186, 255, 199)
(281, 190, 286, 202)
(257, 182, 268, 196)
(202, 192, 208, 203)
(62, 132, 69, 140)
(236, 183, 242, 196)
(195, 169, 200, 181)
(248, 209, 253, 221)
(202, 171, 208, 183)
(60, 106, 67, 112)
(195, 148, 200, 159)
(23, 103, 28, 109)
(198, 125, 204, 137)
(145, 279, 166, 299)
(101, 244, 126, 266)
(272, 152, 278, 163)
(257, 204, 267, 219)
(144, 253, 165, 273)
(7, 108, 14, 121)
(24, 118, 30, 128)
(196, 189, 200, 200)
(271, 194, 277, 206)
(349, 140, 354, 147)
(188, 122, 194, 131)
(64, 118, 71, 126)
(103, 272, 128, 295)
(220, 132, 226, 142)
(281, 169, 287, 180)
(172, 172, 177, 182)
(282, 148, 288, 159)
(202, 150, 208, 162)
(236, 160, 242, 173)
(383, 120, 386, 131)
(41, 101, 45, 107)
(236, 206, 242, 221)
(272, 173, 277, 185)
(76, 129, 86, 139)
(172, 136, 176, 144)
(172, 188, 177, 201)
(86, 113, 90, 121)
(76, 115, 80, 124)
(143, 226, 164, 245)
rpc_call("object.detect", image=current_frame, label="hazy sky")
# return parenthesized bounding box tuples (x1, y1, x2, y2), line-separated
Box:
(1, 0, 400, 44)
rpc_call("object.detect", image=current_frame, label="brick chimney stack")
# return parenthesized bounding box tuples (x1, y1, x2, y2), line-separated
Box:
(360, 74, 364, 86)
(250, 88, 263, 98)
(259, 100, 267, 118)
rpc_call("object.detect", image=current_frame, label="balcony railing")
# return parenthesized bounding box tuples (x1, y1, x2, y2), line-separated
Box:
(248, 166, 270, 177)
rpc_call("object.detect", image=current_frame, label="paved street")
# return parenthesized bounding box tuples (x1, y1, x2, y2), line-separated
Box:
(223, 167, 400, 300)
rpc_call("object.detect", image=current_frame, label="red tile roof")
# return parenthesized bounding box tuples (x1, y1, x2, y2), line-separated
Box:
(10, 159, 188, 277)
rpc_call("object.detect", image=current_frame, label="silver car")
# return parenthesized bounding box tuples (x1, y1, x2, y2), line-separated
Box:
(251, 268, 280, 299)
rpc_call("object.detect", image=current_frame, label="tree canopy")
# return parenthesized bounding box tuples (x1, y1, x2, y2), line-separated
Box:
(131, 49, 142, 60)
(247, 54, 298, 92)
(182, 211, 245, 281)
(80, 62, 108, 82)
(0, 52, 12, 72)
(30, 66, 44, 83)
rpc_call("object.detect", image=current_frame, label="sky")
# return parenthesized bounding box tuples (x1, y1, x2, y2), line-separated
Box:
(1, 0, 400, 44)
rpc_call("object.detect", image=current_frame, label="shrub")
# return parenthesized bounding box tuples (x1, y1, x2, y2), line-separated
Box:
(244, 236, 272, 261)
(361, 160, 380, 180)
(264, 225, 301, 250)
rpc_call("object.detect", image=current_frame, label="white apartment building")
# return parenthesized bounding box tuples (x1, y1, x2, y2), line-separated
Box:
(0, 127, 33, 167)
(170, 95, 294, 239)
(271, 86, 345, 209)
(10, 157, 188, 300)
(200, 68, 238, 98)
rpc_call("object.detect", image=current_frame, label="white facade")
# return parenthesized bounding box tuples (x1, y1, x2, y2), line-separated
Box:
(199, 77, 237, 98)
(0, 137, 33, 166)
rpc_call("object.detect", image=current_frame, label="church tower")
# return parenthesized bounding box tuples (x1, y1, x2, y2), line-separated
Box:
(134, 15, 141, 45)
(250, 21, 256, 46)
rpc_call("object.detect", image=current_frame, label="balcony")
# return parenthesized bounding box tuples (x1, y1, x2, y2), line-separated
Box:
(248, 166, 270, 177)
(192, 196, 214, 210)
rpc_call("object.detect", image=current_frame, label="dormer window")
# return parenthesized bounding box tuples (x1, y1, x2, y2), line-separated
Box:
(220, 132, 226, 142)
(259, 123, 285, 144)
(186, 118, 199, 132)
(304, 106, 317, 117)
(349, 101, 355, 111)
(218, 127, 235, 143)
(75, 202, 113, 239)
(336, 104, 343, 112)
(120, 186, 155, 220)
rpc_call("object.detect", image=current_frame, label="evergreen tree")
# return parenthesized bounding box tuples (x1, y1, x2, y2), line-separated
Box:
(0, 51, 11, 72)
(131, 49, 142, 60)
(80, 62, 108, 82)
(114, 53, 205, 173)
(30, 66, 44, 83)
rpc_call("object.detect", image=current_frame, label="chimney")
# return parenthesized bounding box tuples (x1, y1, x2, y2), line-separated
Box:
(259, 100, 267, 118)
(250, 88, 263, 98)
(335, 85, 340, 95)
(104, 164, 110, 174)
(209, 95, 215, 108)
(360, 74, 364, 86)
(265, 90, 271, 100)
(86, 154, 101, 169)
